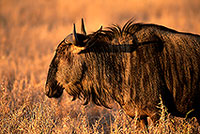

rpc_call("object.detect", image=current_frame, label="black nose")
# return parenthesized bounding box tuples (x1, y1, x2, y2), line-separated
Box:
(45, 82, 64, 98)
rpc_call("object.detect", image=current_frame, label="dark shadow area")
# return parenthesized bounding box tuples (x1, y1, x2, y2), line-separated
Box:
(81, 40, 164, 54)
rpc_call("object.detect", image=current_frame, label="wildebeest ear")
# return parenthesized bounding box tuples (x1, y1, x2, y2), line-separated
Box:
(72, 26, 103, 54)
(84, 26, 103, 48)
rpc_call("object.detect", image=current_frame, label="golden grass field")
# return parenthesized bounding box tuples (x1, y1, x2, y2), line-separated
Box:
(0, 0, 200, 133)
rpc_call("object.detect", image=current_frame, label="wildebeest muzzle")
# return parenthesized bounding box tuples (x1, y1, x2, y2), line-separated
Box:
(45, 80, 64, 98)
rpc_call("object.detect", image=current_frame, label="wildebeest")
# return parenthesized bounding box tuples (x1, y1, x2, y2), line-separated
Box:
(45, 19, 200, 127)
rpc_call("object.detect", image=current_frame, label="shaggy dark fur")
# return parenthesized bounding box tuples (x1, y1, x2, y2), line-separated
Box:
(45, 19, 200, 126)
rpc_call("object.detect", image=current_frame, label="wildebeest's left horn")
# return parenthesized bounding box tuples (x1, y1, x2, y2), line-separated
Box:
(73, 24, 78, 44)
(81, 18, 87, 35)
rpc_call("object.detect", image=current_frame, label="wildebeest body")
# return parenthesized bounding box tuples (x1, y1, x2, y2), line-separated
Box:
(45, 20, 200, 126)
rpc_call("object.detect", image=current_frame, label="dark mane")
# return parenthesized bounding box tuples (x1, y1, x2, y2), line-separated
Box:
(105, 19, 137, 37)
(97, 19, 140, 40)
(93, 19, 180, 42)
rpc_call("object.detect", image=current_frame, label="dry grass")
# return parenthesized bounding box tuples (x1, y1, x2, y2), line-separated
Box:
(0, 0, 200, 133)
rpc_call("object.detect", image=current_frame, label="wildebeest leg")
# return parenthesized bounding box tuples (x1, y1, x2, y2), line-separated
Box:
(139, 115, 149, 130)
(197, 117, 200, 125)
(195, 108, 200, 124)
(191, 110, 200, 125)
(139, 112, 160, 130)
(150, 113, 160, 125)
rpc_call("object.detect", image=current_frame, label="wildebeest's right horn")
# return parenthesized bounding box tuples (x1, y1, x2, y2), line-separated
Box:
(73, 24, 78, 44)
(81, 18, 87, 35)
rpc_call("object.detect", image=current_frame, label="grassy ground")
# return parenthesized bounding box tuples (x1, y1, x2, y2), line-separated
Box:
(0, 0, 200, 133)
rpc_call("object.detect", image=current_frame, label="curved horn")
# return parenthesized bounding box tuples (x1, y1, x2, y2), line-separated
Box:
(81, 18, 87, 35)
(73, 24, 78, 43)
